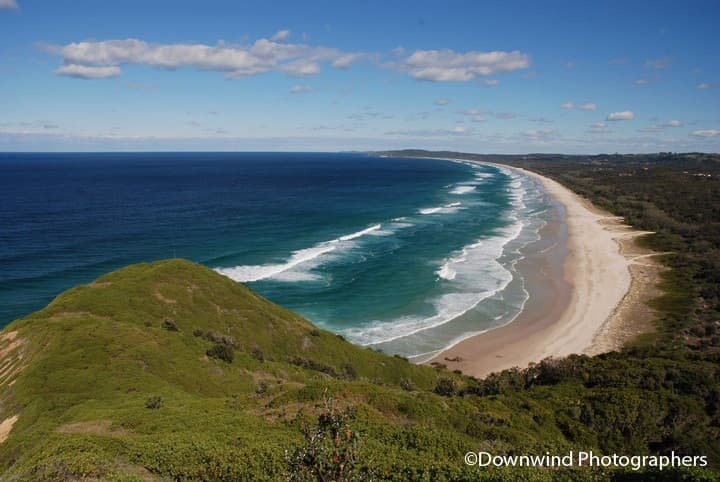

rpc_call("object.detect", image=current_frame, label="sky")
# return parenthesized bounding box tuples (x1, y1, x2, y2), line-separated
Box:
(1, 0, 719, 153)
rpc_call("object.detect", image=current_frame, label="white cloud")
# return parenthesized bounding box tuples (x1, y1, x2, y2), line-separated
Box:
(592, 122, 606, 128)
(54, 64, 121, 79)
(331, 53, 366, 68)
(270, 29, 291, 42)
(398, 49, 529, 82)
(289, 85, 313, 94)
(692, 130, 720, 137)
(434, 98, 451, 105)
(459, 108, 485, 116)
(44, 37, 361, 80)
(280, 60, 320, 77)
(480, 79, 499, 87)
(635, 79, 650, 85)
(607, 111, 635, 121)
(638, 119, 681, 133)
(697, 83, 715, 89)
(562, 102, 596, 111)
(384, 127, 474, 137)
(523, 128, 557, 140)
(0, 0, 18, 9)
(471, 116, 486, 123)
(645, 57, 671, 70)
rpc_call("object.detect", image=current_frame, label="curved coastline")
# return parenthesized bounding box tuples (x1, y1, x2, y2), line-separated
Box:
(426, 159, 656, 378)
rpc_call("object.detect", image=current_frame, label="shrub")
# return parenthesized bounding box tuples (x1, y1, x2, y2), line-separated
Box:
(251, 347, 265, 362)
(145, 395, 163, 409)
(342, 363, 358, 380)
(204, 330, 236, 347)
(286, 398, 362, 481)
(192, 327, 203, 337)
(309, 329, 321, 337)
(207, 343, 234, 363)
(399, 378, 414, 392)
(287, 357, 337, 377)
(434, 377, 457, 397)
(161, 319, 179, 331)
(256, 381, 269, 395)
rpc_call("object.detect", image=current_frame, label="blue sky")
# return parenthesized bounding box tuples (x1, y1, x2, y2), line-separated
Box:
(1, 0, 719, 153)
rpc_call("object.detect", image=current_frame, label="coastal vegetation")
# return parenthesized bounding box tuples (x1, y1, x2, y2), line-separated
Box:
(1, 151, 719, 480)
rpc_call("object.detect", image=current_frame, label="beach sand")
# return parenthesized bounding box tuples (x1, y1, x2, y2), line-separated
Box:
(432, 164, 660, 378)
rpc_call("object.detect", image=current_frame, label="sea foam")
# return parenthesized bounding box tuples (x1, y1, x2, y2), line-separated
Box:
(216, 224, 382, 283)
(343, 165, 541, 349)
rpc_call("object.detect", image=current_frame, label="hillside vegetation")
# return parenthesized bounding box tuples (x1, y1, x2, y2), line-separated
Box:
(2, 149, 720, 480)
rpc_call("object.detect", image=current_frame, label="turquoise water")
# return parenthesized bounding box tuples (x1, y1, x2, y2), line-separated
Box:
(0, 152, 553, 358)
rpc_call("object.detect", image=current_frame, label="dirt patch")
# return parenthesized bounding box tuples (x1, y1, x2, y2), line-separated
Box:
(153, 290, 177, 304)
(48, 311, 108, 322)
(0, 331, 25, 362)
(587, 236, 664, 355)
(301, 336, 314, 351)
(0, 415, 19, 444)
(0, 331, 18, 343)
(89, 281, 113, 288)
(57, 419, 126, 437)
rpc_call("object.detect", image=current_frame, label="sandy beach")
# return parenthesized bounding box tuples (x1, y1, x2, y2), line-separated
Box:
(432, 162, 660, 378)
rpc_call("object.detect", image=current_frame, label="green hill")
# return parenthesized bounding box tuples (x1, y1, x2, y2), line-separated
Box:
(0, 259, 717, 481)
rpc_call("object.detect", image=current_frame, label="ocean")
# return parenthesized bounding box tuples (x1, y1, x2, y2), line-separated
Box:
(0, 152, 554, 360)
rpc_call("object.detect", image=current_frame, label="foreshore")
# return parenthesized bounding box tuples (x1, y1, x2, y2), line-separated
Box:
(431, 161, 660, 378)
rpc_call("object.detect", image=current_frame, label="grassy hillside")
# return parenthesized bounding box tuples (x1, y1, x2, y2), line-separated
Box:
(0, 259, 717, 480)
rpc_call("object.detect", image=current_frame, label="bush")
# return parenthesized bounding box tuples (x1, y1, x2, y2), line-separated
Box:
(161, 319, 178, 331)
(399, 378, 414, 392)
(192, 327, 203, 337)
(204, 330, 236, 347)
(342, 363, 358, 380)
(434, 377, 457, 397)
(256, 381, 269, 395)
(207, 343, 234, 363)
(287, 357, 337, 377)
(286, 398, 362, 481)
(145, 395, 163, 409)
(251, 347, 265, 362)
(309, 329, 321, 337)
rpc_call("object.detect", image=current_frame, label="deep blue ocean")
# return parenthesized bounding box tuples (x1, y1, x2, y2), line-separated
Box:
(0, 152, 553, 359)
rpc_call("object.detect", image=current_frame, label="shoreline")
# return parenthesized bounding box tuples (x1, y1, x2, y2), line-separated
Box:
(428, 160, 659, 378)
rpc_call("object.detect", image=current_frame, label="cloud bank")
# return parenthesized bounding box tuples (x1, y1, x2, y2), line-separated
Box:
(44, 37, 365, 80)
(395, 49, 530, 82)
(43, 36, 529, 84)
(607, 111, 635, 121)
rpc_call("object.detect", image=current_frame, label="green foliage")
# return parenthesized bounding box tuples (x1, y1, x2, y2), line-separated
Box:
(434, 376, 458, 396)
(161, 318, 179, 331)
(286, 396, 365, 481)
(206, 343, 234, 363)
(145, 395, 163, 410)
